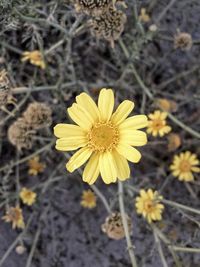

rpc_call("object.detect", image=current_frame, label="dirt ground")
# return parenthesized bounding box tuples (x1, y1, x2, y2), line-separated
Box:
(0, 0, 200, 266)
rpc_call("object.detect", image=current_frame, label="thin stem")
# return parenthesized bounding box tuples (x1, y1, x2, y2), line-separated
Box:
(0, 214, 34, 267)
(167, 113, 200, 139)
(0, 141, 54, 173)
(119, 38, 200, 139)
(90, 184, 112, 214)
(153, 226, 169, 267)
(162, 199, 200, 215)
(155, 0, 177, 24)
(153, 225, 183, 267)
(118, 181, 138, 267)
(170, 246, 200, 253)
(15, 151, 20, 205)
(25, 226, 41, 267)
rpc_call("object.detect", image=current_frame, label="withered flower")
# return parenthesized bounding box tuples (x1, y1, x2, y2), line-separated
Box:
(90, 7, 127, 47)
(23, 102, 52, 129)
(8, 118, 34, 151)
(174, 32, 193, 51)
(101, 212, 132, 240)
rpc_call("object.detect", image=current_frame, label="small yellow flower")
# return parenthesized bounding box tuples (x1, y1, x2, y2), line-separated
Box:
(20, 187, 37, 206)
(139, 8, 150, 23)
(28, 156, 46, 176)
(135, 189, 164, 223)
(80, 189, 97, 209)
(147, 110, 171, 137)
(54, 88, 148, 184)
(2, 206, 25, 229)
(170, 151, 200, 182)
(21, 50, 46, 69)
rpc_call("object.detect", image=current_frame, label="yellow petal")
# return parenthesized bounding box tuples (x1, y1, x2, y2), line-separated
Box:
(119, 130, 147, 146)
(119, 115, 148, 131)
(116, 144, 141, 163)
(111, 100, 134, 125)
(66, 147, 92, 173)
(56, 136, 87, 151)
(112, 150, 130, 181)
(54, 124, 86, 138)
(99, 151, 117, 184)
(67, 103, 93, 130)
(98, 88, 114, 121)
(191, 166, 200, 173)
(147, 189, 154, 199)
(83, 153, 100, 184)
(76, 92, 100, 121)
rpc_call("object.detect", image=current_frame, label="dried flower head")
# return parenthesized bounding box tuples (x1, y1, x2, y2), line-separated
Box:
(80, 189, 97, 209)
(139, 8, 150, 23)
(23, 102, 52, 129)
(135, 189, 164, 223)
(54, 88, 148, 184)
(0, 69, 10, 106)
(174, 32, 193, 51)
(21, 50, 46, 69)
(147, 110, 171, 137)
(155, 98, 177, 113)
(75, 0, 113, 16)
(2, 206, 25, 229)
(90, 7, 127, 47)
(101, 212, 132, 240)
(20, 187, 37, 206)
(170, 151, 200, 182)
(28, 156, 46, 176)
(8, 118, 34, 151)
(167, 133, 181, 152)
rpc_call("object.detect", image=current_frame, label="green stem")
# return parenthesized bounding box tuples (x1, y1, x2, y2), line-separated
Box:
(162, 199, 200, 215)
(118, 181, 138, 267)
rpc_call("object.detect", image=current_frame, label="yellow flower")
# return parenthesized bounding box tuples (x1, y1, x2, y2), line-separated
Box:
(170, 151, 200, 182)
(2, 206, 25, 229)
(80, 189, 97, 209)
(147, 110, 171, 137)
(21, 50, 46, 69)
(139, 8, 150, 23)
(54, 88, 148, 184)
(20, 187, 37, 206)
(28, 156, 46, 176)
(135, 189, 164, 223)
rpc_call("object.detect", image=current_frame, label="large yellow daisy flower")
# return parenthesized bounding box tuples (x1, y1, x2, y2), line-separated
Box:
(54, 88, 148, 184)
(170, 151, 200, 182)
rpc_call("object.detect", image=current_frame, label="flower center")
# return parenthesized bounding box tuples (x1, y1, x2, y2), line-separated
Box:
(31, 51, 42, 61)
(179, 160, 191, 172)
(88, 122, 119, 152)
(9, 209, 21, 221)
(152, 119, 164, 130)
(144, 200, 155, 213)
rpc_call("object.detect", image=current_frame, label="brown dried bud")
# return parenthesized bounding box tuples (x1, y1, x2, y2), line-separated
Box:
(23, 102, 52, 129)
(75, 0, 112, 16)
(8, 118, 34, 151)
(101, 212, 132, 240)
(0, 69, 10, 107)
(90, 7, 127, 47)
(174, 32, 193, 51)
(167, 133, 181, 152)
